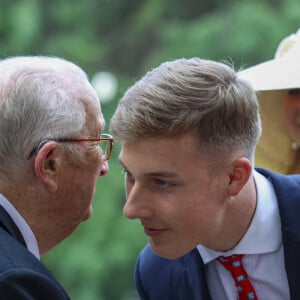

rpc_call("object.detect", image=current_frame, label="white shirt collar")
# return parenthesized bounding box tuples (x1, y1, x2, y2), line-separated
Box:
(198, 170, 281, 263)
(0, 194, 40, 259)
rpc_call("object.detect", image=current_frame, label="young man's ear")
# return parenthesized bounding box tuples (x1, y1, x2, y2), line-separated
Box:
(34, 142, 60, 192)
(227, 157, 252, 196)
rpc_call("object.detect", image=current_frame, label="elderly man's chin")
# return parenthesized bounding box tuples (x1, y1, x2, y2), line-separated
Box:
(81, 205, 93, 222)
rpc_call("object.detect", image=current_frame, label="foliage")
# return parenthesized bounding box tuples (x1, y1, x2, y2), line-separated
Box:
(0, 0, 299, 298)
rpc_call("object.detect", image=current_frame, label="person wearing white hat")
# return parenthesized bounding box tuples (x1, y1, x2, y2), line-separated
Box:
(239, 28, 300, 174)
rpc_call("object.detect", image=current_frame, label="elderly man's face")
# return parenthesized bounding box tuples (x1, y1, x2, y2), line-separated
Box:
(53, 92, 109, 239)
(284, 89, 300, 144)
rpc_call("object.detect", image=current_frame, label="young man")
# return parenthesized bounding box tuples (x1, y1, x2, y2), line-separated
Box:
(0, 56, 113, 299)
(110, 57, 300, 299)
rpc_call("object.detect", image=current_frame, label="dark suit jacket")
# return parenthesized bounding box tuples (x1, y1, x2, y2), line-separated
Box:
(134, 168, 300, 300)
(0, 205, 70, 299)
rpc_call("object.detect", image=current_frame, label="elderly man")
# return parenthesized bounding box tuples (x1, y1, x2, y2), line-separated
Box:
(0, 56, 113, 299)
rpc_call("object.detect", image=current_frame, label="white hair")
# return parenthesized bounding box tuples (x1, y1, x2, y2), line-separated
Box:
(0, 56, 94, 181)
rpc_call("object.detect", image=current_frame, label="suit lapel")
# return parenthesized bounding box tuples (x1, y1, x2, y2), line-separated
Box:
(275, 178, 300, 300)
(184, 248, 212, 300)
(0, 205, 26, 247)
(172, 248, 212, 300)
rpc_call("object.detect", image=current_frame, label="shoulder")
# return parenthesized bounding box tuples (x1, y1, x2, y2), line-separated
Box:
(0, 228, 69, 299)
(255, 167, 300, 208)
(134, 244, 210, 299)
(135, 244, 204, 287)
(256, 168, 300, 236)
(256, 167, 300, 188)
(136, 244, 202, 275)
(0, 227, 41, 271)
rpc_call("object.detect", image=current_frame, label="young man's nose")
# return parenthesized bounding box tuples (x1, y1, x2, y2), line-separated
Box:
(123, 186, 153, 219)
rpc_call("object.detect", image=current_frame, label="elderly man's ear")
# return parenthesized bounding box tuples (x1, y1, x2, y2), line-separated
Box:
(34, 142, 61, 192)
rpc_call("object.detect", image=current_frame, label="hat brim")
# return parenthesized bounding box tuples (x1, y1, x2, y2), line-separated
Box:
(239, 56, 300, 91)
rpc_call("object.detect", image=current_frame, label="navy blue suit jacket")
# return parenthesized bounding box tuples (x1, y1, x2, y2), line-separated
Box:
(0, 206, 70, 299)
(134, 169, 300, 300)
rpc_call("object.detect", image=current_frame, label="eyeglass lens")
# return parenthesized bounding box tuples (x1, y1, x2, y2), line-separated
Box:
(99, 140, 110, 159)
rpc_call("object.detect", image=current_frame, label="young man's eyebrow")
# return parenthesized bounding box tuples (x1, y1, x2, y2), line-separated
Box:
(119, 158, 180, 179)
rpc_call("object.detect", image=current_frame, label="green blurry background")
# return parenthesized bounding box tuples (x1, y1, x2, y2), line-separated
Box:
(1, 0, 299, 299)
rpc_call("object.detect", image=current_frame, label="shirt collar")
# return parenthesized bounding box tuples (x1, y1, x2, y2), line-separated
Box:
(198, 170, 281, 264)
(0, 194, 40, 259)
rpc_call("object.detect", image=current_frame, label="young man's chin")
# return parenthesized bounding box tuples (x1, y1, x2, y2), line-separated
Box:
(150, 242, 193, 260)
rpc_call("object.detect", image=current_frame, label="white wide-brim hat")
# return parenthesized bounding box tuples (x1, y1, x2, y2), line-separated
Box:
(238, 29, 300, 174)
(239, 28, 300, 91)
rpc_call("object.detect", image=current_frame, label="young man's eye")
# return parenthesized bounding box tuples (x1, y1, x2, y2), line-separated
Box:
(123, 170, 135, 184)
(154, 179, 171, 187)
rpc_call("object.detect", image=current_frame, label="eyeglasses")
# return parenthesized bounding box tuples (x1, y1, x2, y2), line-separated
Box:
(27, 133, 114, 161)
